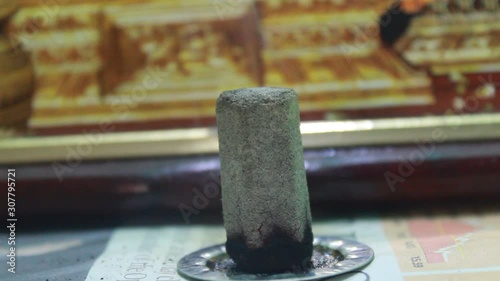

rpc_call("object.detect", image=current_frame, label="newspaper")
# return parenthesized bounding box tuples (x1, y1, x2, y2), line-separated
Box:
(84, 210, 500, 281)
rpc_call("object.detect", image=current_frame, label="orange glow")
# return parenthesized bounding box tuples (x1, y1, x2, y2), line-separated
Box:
(401, 0, 435, 13)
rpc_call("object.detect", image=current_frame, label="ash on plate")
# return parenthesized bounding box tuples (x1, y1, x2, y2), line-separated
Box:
(206, 246, 344, 275)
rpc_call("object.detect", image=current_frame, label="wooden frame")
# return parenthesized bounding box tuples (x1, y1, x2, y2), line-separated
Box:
(2, 112, 500, 164)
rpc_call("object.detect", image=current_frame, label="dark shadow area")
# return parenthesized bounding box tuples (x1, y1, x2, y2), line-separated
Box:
(379, 4, 415, 46)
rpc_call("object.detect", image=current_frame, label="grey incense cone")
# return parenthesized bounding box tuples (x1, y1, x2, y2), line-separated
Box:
(216, 87, 313, 273)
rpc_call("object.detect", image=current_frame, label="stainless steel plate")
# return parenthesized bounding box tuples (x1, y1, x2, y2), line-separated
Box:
(177, 236, 374, 281)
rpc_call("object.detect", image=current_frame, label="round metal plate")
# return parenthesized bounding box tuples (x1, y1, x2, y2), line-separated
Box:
(177, 236, 374, 281)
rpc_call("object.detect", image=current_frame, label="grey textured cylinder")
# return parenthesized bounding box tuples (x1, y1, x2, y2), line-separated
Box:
(216, 87, 313, 273)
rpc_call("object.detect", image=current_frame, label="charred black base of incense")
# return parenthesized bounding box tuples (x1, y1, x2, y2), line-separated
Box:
(225, 225, 314, 274)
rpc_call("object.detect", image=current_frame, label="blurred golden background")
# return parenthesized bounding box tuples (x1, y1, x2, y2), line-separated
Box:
(1, 0, 499, 137)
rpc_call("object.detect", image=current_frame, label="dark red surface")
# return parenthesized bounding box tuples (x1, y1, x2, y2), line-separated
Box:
(2, 140, 500, 218)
